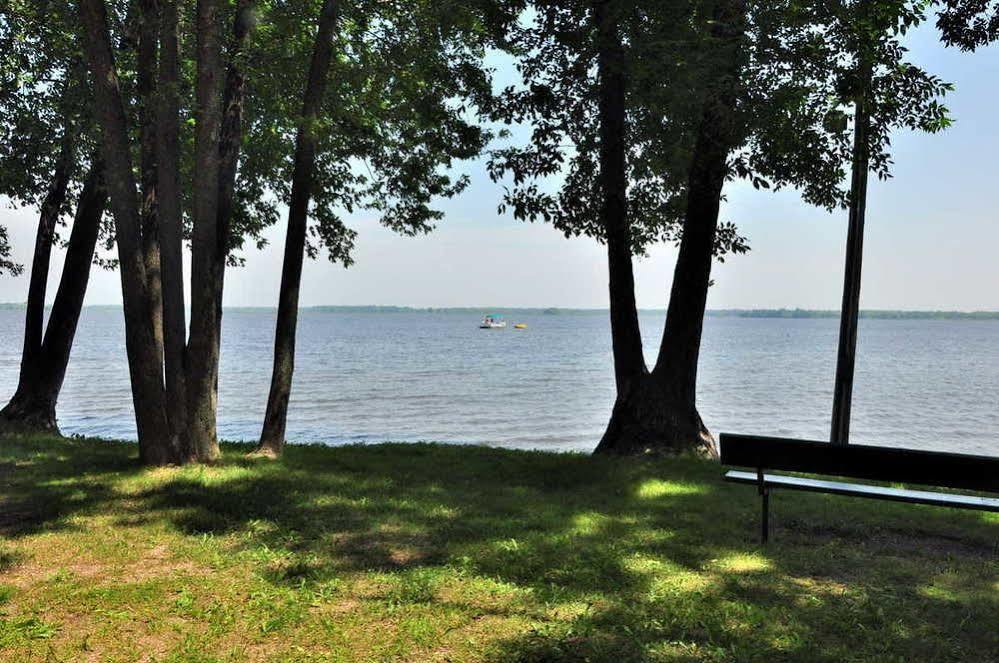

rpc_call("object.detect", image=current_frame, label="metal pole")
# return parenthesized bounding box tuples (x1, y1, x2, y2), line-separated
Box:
(758, 467, 769, 544)
(761, 489, 770, 544)
(831, 58, 871, 447)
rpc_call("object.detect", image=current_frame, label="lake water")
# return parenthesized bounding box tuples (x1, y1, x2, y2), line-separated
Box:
(1, 308, 997, 457)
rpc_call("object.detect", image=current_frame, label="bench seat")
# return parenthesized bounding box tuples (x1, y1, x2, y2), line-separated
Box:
(725, 470, 999, 512)
(719, 433, 999, 543)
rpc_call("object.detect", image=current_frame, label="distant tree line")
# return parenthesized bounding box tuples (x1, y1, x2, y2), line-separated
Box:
(0, 0, 995, 464)
(6, 303, 995, 319)
(709, 309, 999, 319)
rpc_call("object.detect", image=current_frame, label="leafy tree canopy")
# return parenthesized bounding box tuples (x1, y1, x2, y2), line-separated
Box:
(232, 0, 519, 266)
(937, 0, 999, 49)
(0, 0, 101, 275)
(2, 0, 516, 273)
(486, 0, 952, 258)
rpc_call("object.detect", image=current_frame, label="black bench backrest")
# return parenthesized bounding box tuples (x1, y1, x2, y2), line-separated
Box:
(719, 433, 998, 493)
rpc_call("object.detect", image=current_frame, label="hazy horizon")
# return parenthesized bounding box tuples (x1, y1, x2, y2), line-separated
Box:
(3, 302, 998, 316)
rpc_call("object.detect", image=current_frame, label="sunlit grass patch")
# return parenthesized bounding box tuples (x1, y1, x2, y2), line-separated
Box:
(709, 552, 773, 574)
(918, 568, 998, 604)
(570, 511, 611, 535)
(636, 478, 705, 499)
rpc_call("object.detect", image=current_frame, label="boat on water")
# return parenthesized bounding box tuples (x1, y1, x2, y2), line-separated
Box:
(479, 314, 507, 329)
(514, 323, 527, 330)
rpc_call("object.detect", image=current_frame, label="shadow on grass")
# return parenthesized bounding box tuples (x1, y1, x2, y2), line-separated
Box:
(1, 435, 996, 662)
(0, 434, 139, 537)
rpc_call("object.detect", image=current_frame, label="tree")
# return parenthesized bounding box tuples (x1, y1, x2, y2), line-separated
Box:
(596, 0, 749, 457)
(0, 1, 109, 433)
(489, 0, 952, 456)
(136, 0, 165, 370)
(254, 0, 514, 456)
(256, 0, 341, 456)
(823, 0, 955, 444)
(5, 127, 77, 430)
(593, 0, 643, 394)
(0, 163, 107, 432)
(78, 0, 178, 464)
(73, 0, 499, 462)
(74, 0, 264, 463)
(185, 0, 227, 461)
(156, 0, 189, 451)
(213, 0, 256, 416)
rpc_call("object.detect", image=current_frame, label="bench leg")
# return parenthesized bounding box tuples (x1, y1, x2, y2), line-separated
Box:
(761, 488, 770, 544)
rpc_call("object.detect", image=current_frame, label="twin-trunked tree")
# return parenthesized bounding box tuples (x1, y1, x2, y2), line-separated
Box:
(0, 2, 109, 433)
(489, 0, 952, 456)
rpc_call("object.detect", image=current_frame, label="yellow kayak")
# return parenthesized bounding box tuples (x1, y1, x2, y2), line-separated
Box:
(514, 323, 527, 329)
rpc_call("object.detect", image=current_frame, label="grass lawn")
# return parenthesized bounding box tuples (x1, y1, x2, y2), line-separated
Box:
(0, 434, 995, 662)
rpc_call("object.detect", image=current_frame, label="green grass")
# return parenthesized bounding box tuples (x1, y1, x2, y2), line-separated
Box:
(0, 433, 995, 662)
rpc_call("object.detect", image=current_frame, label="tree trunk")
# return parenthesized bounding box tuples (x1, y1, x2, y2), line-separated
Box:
(1, 161, 109, 433)
(211, 0, 255, 423)
(0, 131, 76, 433)
(256, 0, 340, 457)
(78, 0, 178, 465)
(596, 371, 714, 457)
(38, 160, 107, 410)
(830, 59, 872, 446)
(216, 0, 254, 269)
(185, 0, 225, 462)
(593, 0, 645, 394)
(595, 0, 747, 458)
(137, 0, 164, 370)
(156, 0, 190, 458)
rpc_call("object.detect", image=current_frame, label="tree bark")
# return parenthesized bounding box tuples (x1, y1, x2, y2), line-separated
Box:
(0, 129, 76, 433)
(137, 0, 164, 370)
(78, 0, 178, 465)
(216, 0, 254, 269)
(0, 161, 109, 433)
(595, 0, 747, 458)
(19, 129, 75, 375)
(257, 0, 340, 457)
(185, 0, 225, 462)
(593, 0, 646, 394)
(211, 0, 255, 420)
(156, 0, 190, 457)
(38, 161, 107, 409)
(830, 58, 872, 446)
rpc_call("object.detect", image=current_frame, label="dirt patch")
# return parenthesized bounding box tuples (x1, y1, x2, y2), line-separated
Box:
(3, 554, 102, 589)
(3, 543, 206, 590)
(212, 630, 285, 662)
(313, 598, 361, 618)
(121, 617, 200, 663)
(119, 544, 204, 583)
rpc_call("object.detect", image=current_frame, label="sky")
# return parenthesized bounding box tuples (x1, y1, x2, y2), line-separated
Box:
(1, 20, 997, 311)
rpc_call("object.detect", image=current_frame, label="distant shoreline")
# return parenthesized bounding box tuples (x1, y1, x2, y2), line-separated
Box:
(2, 302, 998, 319)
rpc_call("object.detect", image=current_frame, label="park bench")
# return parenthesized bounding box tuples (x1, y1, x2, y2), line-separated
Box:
(719, 433, 999, 543)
